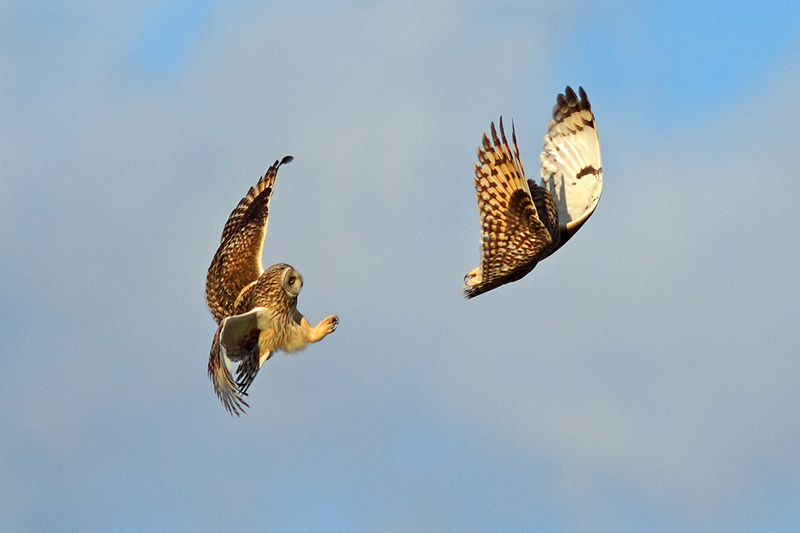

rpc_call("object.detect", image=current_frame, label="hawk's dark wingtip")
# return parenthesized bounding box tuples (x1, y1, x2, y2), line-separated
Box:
(563, 86, 591, 109)
(462, 283, 482, 299)
(279, 155, 294, 166)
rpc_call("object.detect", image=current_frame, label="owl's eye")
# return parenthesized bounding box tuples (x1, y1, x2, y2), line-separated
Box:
(288, 276, 296, 285)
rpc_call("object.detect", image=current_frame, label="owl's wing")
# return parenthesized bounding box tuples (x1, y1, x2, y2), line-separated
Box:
(539, 87, 602, 249)
(208, 307, 277, 416)
(223, 308, 276, 396)
(219, 308, 265, 357)
(208, 324, 250, 417)
(463, 119, 555, 298)
(205, 156, 293, 323)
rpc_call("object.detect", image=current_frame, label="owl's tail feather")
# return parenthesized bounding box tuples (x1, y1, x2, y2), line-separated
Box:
(208, 326, 249, 416)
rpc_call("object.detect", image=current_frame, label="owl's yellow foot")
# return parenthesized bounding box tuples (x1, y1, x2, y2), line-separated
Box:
(463, 267, 482, 288)
(302, 315, 339, 343)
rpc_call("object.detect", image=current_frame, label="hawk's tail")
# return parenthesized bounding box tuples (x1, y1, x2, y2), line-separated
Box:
(208, 325, 249, 416)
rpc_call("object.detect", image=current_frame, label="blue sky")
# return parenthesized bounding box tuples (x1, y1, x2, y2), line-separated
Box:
(2, 1, 800, 531)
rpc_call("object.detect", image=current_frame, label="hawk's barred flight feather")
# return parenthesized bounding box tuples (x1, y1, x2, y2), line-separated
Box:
(463, 86, 603, 298)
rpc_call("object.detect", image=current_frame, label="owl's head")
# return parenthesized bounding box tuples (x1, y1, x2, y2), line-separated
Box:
(261, 263, 303, 297)
(253, 263, 303, 310)
(280, 265, 303, 297)
(251, 264, 303, 312)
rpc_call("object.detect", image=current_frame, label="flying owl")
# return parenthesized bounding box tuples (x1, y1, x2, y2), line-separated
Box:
(205, 156, 339, 416)
(463, 86, 603, 298)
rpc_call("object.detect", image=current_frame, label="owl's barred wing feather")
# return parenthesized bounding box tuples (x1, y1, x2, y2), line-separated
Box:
(235, 348, 270, 395)
(207, 308, 274, 416)
(208, 325, 250, 417)
(540, 87, 602, 248)
(205, 156, 293, 323)
(463, 119, 554, 298)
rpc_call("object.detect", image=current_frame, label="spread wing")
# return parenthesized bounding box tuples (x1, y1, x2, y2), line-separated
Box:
(463, 119, 555, 298)
(539, 87, 602, 248)
(207, 307, 275, 416)
(205, 156, 293, 323)
(207, 324, 250, 417)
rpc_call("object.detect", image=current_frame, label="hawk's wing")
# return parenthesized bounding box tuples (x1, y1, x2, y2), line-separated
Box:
(205, 156, 293, 323)
(463, 119, 555, 298)
(540, 87, 602, 248)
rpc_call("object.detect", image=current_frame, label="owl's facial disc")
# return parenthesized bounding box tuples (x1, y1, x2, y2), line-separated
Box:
(282, 267, 303, 296)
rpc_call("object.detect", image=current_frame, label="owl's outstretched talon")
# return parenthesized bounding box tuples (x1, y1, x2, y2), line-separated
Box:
(464, 86, 602, 298)
(205, 157, 338, 415)
(327, 315, 339, 333)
